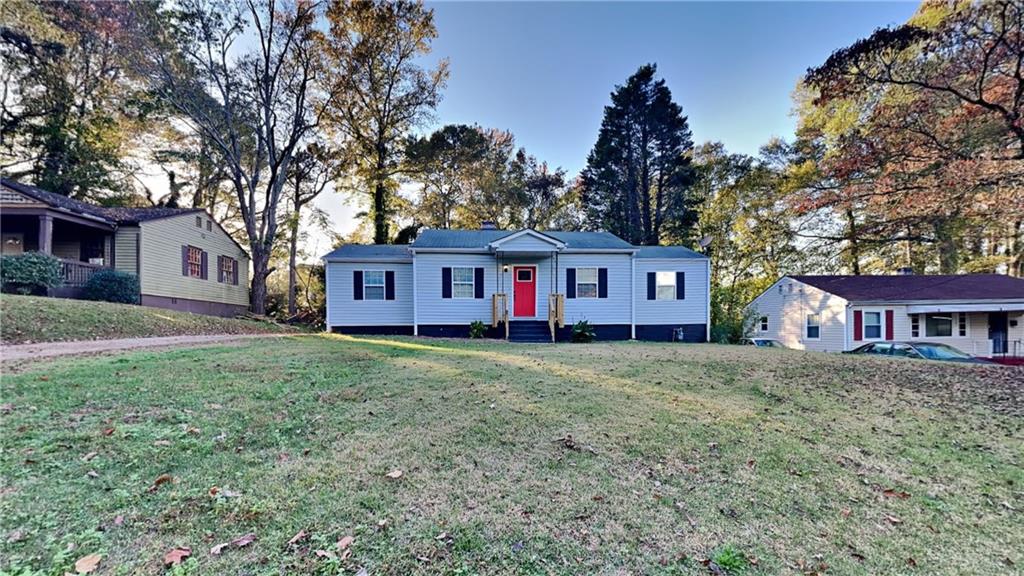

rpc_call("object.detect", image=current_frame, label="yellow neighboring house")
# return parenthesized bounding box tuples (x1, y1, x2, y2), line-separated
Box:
(0, 178, 249, 316)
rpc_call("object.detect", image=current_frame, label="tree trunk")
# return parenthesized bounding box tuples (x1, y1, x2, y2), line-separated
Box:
(374, 178, 389, 243)
(845, 209, 861, 275)
(250, 249, 269, 315)
(933, 219, 959, 274)
(287, 218, 299, 317)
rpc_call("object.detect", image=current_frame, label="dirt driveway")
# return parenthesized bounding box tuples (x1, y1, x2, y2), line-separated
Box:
(1, 333, 292, 369)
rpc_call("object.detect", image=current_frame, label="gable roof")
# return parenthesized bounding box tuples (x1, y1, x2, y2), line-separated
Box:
(636, 246, 706, 259)
(488, 229, 566, 249)
(323, 244, 411, 261)
(790, 274, 1024, 302)
(1, 178, 202, 224)
(410, 229, 633, 250)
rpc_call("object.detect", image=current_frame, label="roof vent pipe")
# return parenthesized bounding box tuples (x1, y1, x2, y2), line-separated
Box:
(480, 221, 497, 230)
(896, 267, 915, 275)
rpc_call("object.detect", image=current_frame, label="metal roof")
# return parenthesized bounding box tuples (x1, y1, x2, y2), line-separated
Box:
(322, 244, 412, 260)
(791, 274, 1024, 302)
(636, 246, 707, 259)
(410, 229, 634, 250)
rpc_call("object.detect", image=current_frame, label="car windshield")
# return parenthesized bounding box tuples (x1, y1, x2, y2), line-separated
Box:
(913, 343, 972, 360)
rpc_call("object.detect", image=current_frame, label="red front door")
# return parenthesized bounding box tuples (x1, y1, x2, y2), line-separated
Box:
(513, 266, 536, 317)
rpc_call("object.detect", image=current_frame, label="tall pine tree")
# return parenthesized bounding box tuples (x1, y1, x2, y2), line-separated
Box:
(581, 64, 696, 245)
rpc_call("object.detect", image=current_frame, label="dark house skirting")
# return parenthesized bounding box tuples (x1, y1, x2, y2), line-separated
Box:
(635, 323, 707, 342)
(141, 294, 248, 318)
(331, 325, 415, 336)
(417, 324, 504, 339)
(554, 324, 631, 342)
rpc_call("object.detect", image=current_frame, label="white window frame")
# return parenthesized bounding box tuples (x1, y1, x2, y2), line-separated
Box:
(451, 266, 475, 299)
(911, 314, 920, 338)
(862, 309, 883, 341)
(957, 312, 968, 337)
(759, 316, 769, 332)
(805, 313, 821, 340)
(655, 271, 676, 300)
(363, 269, 385, 301)
(576, 267, 598, 299)
(187, 245, 203, 279)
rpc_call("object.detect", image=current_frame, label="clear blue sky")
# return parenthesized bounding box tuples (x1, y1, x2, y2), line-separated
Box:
(316, 1, 919, 244)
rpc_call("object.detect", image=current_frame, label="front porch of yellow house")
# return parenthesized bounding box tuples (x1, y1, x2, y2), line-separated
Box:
(0, 210, 114, 296)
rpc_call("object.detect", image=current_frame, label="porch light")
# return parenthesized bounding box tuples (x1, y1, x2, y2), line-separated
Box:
(502, 265, 509, 273)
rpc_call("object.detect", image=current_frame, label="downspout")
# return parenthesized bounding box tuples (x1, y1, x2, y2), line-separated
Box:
(630, 254, 636, 340)
(844, 302, 851, 351)
(324, 259, 331, 332)
(705, 258, 711, 343)
(411, 250, 418, 336)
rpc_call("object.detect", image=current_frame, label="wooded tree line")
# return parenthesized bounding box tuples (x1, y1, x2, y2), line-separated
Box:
(1, 0, 1020, 327)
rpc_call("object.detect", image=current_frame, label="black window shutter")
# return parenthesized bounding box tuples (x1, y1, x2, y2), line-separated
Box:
(353, 270, 363, 300)
(676, 271, 685, 299)
(441, 267, 452, 298)
(647, 272, 656, 300)
(181, 245, 189, 276)
(385, 270, 395, 300)
(232, 259, 239, 286)
(598, 268, 608, 298)
(566, 268, 576, 298)
(474, 267, 484, 299)
(217, 256, 224, 283)
(200, 251, 208, 280)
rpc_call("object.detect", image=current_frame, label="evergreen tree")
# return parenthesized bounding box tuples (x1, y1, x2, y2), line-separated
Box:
(580, 64, 696, 245)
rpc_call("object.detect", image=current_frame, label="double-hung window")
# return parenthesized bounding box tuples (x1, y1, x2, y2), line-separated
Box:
(958, 313, 967, 336)
(759, 316, 769, 332)
(576, 267, 598, 298)
(219, 256, 237, 284)
(864, 311, 882, 339)
(363, 270, 385, 300)
(911, 314, 920, 337)
(655, 271, 676, 300)
(452, 267, 475, 298)
(187, 245, 203, 278)
(806, 313, 821, 339)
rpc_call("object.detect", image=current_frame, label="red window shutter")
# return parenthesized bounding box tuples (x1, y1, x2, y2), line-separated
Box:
(885, 309, 894, 340)
(853, 310, 863, 341)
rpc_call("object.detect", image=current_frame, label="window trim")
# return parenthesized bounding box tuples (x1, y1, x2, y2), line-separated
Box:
(759, 316, 769, 332)
(195, 215, 202, 228)
(958, 312, 968, 337)
(187, 245, 203, 278)
(575, 267, 598, 299)
(911, 314, 920, 338)
(862, 309, 883, 341)
(363, 269, 386, 301)
(451, 266, 476, 299)
(219, 255, 237, 285)
(805, 313, 821, 340)
(654, 271, 677, 301)
(923, 312, 955, 338)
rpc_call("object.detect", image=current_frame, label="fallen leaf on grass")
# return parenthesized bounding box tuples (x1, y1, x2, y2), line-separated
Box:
(210, 542, 229, 556)
(231, 533, 256, 548)
(81, 452, 98, 462)
(153, 440, 172, 447)
(287, 530, 307, 545)
(885, 514, 902, 525)
(337, 535, 354, 549)
(113, 515, 124, 526)
(147, 474, 173, 493)
(163, 547, 191, 566)
(101, 428, 115, 436)
(73, 553, 101, 574)
(385, 470, 403, 479)
(314, 549, 336, 559)
(883, 489, 910, 499)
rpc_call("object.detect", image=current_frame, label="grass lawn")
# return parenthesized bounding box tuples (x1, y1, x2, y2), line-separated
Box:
(0, 295, 292, 344)
(1, 336, 1020, 575)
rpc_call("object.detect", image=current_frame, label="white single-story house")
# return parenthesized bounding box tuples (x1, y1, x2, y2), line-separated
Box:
(323, 226, 710, 342)
(746, 274, 1024, 357)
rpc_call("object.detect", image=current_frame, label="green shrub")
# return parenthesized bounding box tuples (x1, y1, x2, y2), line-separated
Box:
(0, 251, 63, 295)
(81, 269, 140, 304)
(571, 319, 595, 343)
(469, 320, 487, 339)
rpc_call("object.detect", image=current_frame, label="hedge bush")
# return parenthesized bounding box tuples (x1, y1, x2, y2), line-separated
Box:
(81, 269, 140, 304)
(0, 252, 63, 295)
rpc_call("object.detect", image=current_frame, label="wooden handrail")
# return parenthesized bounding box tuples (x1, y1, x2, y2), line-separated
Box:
(59, 258, 108, 287)
(547, 293, 565, 342)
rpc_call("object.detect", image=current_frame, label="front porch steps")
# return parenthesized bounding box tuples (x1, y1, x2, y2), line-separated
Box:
(508, 320, 552, 343)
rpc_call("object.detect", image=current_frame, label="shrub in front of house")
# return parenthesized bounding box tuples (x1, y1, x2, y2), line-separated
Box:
(571, 320, 595, 343)
(469, 320, 487, 338)
(81, 269, 140, 304)
(0, 251, 63, 295)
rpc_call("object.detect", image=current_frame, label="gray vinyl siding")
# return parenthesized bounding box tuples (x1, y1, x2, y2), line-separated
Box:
(634, 259, 710, 325)
(415, 253, 497, 325)
(747, 277, 848, 352)
(114, 226, 139, 275)
(494, 234, 561, 252)
(560, 253, 632, 324)
(138, 213, 249, 306)
(325, 262, 413, 326)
